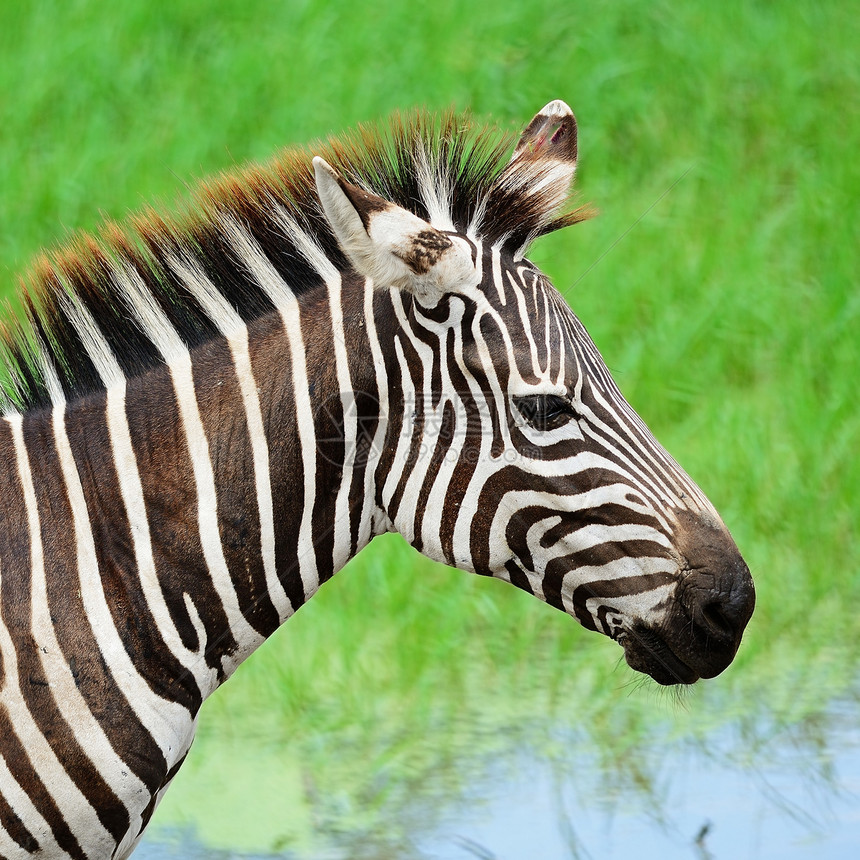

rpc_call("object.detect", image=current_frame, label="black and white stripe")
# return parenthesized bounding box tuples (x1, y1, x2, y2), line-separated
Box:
(0, 101, 753, 858)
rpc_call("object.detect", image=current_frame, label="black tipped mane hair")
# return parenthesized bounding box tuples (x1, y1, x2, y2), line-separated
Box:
(1, 108, 591, 413)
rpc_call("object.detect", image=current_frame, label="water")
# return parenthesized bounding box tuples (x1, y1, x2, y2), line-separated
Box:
(414, 714, 860, 859)
(139, 694, 860, 859)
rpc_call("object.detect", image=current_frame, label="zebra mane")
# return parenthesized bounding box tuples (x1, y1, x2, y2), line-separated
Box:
(0, 108, 591, 413)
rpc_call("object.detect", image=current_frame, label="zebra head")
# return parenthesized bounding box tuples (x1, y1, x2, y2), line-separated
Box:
(314, 101, 754, 685)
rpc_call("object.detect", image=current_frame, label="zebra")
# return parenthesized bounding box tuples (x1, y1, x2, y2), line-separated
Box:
(0, 100, 754, 858)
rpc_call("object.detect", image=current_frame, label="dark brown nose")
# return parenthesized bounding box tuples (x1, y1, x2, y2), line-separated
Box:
(683, 561, 755, 647)
(673, 509, 756, 677)
(614, 508, 756, 686)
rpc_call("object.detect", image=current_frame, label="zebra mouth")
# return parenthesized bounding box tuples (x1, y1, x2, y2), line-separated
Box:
(619, 625, 700, 686)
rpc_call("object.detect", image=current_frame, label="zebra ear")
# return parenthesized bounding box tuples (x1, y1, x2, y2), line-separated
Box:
(313, 157, 473, 299)
(504, 99, 579, 226)
(511, 99, 578, 166)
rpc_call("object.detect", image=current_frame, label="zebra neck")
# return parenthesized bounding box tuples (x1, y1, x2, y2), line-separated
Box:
(5, 280, 388, 711)
(115, 281, 387, 688)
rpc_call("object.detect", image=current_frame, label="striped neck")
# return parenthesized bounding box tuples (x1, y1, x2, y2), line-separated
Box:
(6, 273, 388, 707)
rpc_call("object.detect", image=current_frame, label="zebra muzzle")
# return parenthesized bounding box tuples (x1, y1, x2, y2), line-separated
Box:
(617, 510, 756, 686)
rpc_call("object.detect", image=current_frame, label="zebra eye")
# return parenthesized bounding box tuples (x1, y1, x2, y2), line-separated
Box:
(514, 394, 575, 431)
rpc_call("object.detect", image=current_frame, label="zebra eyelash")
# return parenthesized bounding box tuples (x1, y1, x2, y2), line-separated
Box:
(513, 394, 577, 431)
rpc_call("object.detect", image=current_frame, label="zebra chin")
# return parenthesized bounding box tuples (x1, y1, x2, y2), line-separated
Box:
(620, 607, 748, 687)
(619, 627, 702, 686)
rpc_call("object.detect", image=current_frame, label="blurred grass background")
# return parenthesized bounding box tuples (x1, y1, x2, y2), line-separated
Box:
(0, 0, 857, 853)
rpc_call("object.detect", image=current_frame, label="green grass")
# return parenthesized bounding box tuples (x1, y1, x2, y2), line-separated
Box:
(1, 0, 858, 853)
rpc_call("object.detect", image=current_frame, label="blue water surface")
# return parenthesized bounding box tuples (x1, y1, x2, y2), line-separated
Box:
(137, 696, 860, 859)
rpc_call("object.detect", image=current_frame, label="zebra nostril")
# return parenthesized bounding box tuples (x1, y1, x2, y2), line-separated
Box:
(683, 566, 755, 654)
(701, 601, 735, 639)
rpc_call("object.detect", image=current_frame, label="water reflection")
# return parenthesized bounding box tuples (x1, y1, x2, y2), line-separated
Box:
(141, 692, 860, 859)
(416, 709, 860, 859)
